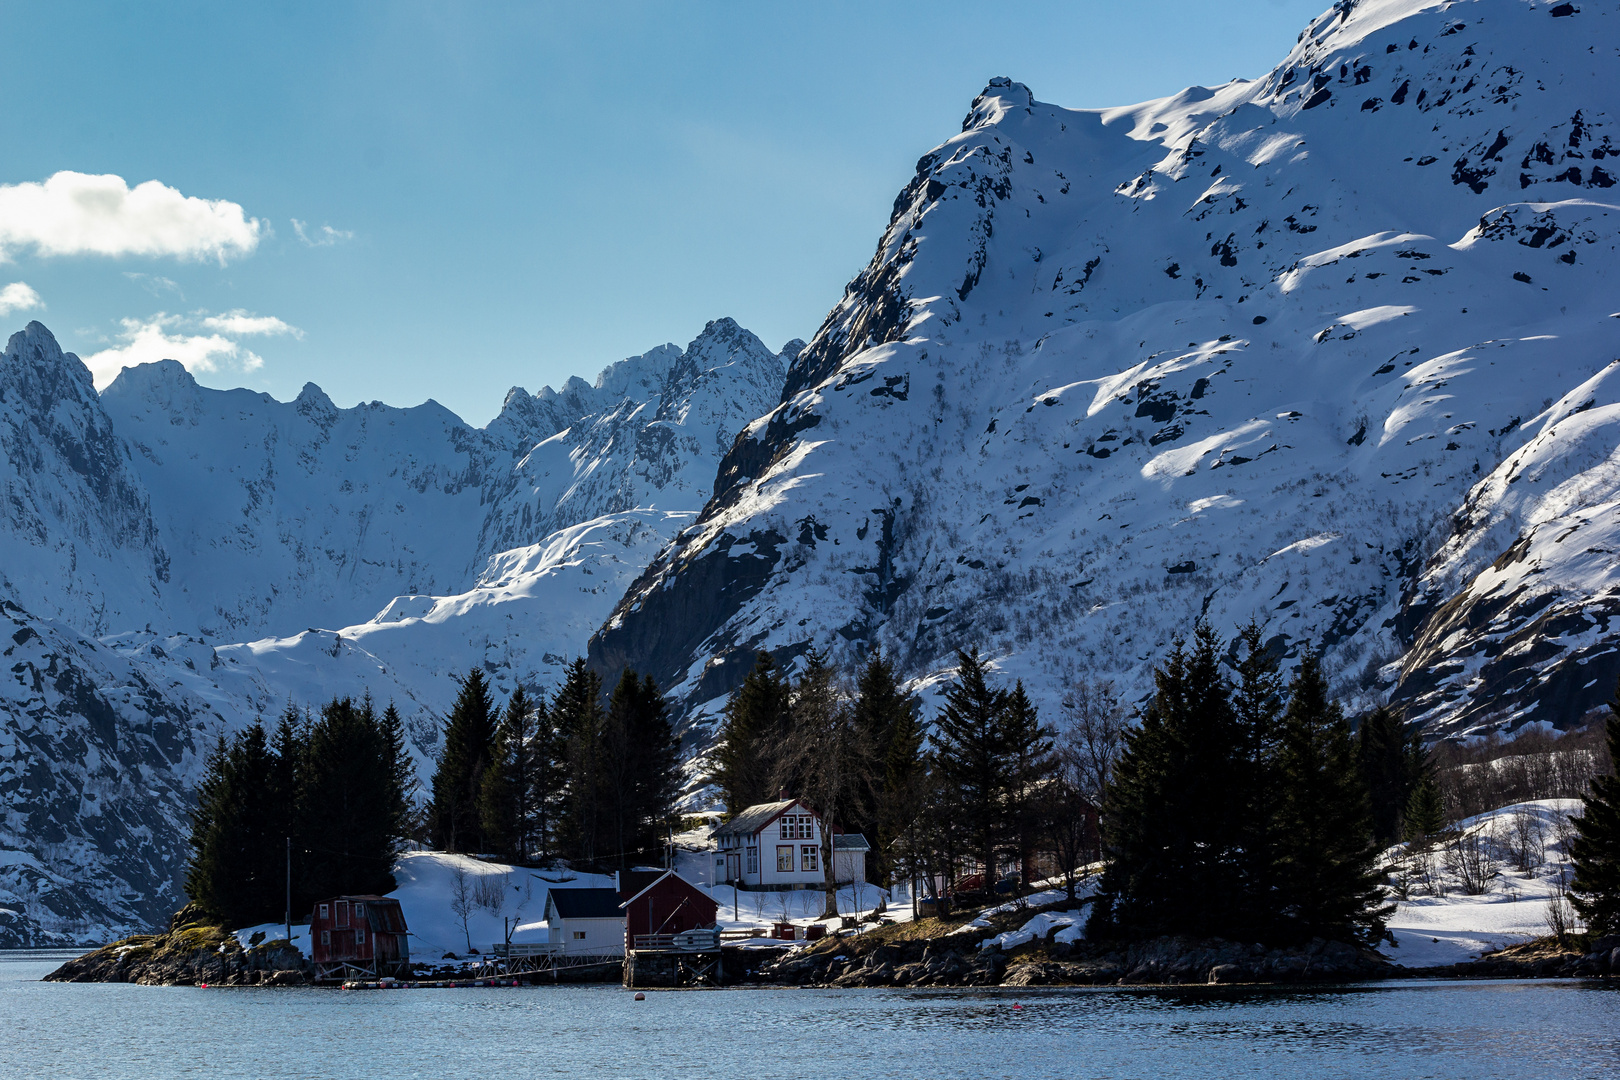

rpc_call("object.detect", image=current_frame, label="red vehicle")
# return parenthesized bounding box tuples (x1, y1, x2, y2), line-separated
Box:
(310, 895, 410, 981)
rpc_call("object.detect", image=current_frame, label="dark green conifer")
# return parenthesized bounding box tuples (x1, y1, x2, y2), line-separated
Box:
(1357, 705, 1426, 846)
(185, 723, 283, 926)
(379, 701, 418, 843)
(552, 658, 606, 864)
(1273, 649, 1392, 944)
(298, 697, 400, 901)
(930, 647, 1009, 892)
(855, 651, 921, 885)
(1231, 622, 1285, 920)
(1001, 680, 1056, 888)
(429, 669, 497, 853)
(711, 651, 790, 814)
(1090, 623, 1249, 938)
(1571, 683, 1620, 937)
(1403, 773, 1445, 841)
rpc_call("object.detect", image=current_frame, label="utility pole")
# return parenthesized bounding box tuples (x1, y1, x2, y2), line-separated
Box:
(284, 837, 292, 946)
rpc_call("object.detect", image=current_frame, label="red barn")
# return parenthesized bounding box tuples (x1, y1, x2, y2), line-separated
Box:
(310, 895, 410, 981)
(618, 869, 717, 951)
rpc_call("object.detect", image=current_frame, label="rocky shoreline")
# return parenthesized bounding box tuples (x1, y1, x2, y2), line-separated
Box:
(764, 930, 1392, 988)
(43, 906, 308, 987)
(38, 899, 1620, 990)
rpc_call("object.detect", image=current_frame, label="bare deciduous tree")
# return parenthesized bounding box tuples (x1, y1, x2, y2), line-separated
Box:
(1061, 678, 1128, 804)
(449, 867, 474, 953)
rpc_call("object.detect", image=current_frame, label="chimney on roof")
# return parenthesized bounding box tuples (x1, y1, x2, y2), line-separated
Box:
(778, 790, 790, 800)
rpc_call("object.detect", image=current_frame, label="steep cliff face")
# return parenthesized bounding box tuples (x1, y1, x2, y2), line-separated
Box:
(0, 324, 171, 636)
(0, 598, 222, 944)
(591, 0, 1620, 740)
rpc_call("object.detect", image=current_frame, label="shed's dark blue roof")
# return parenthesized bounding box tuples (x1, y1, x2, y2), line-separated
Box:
(548, 887, 624, 919)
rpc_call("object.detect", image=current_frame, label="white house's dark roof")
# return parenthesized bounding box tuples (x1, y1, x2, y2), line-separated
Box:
(713, 798, 797, 839)
(547, 888, 623, 920)
(832, 833, 870, 852)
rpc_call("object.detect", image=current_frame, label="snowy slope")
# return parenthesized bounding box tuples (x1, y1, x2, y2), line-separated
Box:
(1384, 799, 1581, 966)
(591, 0, 1620, 741)
(0, 319, 792, 941)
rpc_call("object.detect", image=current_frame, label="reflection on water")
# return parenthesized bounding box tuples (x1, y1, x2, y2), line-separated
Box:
(4, 955, 1617, 1080)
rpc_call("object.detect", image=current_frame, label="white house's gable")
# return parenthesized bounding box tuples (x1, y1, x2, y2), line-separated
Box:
(715, 798, 863, 890)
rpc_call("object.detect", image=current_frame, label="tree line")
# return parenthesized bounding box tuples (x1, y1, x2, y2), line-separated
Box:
(426, 660, 681, 872)
(186, 695, 414, 929)
(715, 621, 1453, 945)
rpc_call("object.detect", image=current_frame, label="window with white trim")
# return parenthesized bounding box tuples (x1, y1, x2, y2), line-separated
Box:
(746, 845, 759, 874)
(321, 930, 330, 946)
(573, 931, 587, 940)
(779, 813, 813, 839)
(776, 845, 794, 872)
(318, 903, 329, 919)
(800, 845, 819, 872)
(356, 926, 365, 945)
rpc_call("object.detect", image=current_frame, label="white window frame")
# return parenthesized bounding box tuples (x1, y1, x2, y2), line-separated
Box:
(356, 926, 365, 945)
(573, 930, 587, 940)
(745, 845, 759, 875)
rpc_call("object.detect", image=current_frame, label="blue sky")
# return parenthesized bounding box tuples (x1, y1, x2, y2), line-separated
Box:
(1, 0, 1324, 425)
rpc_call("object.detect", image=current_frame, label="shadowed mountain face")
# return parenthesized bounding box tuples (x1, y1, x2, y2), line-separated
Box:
(591, 0, 1620, 744)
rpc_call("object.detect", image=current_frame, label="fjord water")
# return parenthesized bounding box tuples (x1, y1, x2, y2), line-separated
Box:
(5, 957, 1617, 1079)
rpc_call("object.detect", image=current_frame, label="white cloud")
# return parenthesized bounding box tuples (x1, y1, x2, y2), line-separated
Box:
(0, 171, 262, 263)
(0, 282, 43, 317)
(291, 219, 355, 247)
(82, 312, 272, 388)
(200, 309, 303, 338)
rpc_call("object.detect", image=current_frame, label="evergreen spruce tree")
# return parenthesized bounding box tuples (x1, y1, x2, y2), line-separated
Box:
(1357, 705, 1424, 846)
(930, 647, 1010, 893)
(479, 718, 522, 862)
(1571, 683, 1620, 937)
(1231, 622, 1285, 923)
(1090, 623, 1249, 938)
(429, 668, 497, 853)
(186, 723, 288, 926)
(598, 670, 679, 870)
(552, 658, 606, 864)
(855, 651, 922, 886)
(298, 697, 400, 902)
(711, 651, 790, 813)
(269, 703, 305, 904)
(480, 686, 544, 862)
(379, 701, 418, 843)
(185, 735, 235, 921)
(1273, 649, 1392, 944)
(1403, 773, 1445, 841)
(525, 690, 564, 863)
(626, 673, 681, 865)
(1001, 680, 1056, 889)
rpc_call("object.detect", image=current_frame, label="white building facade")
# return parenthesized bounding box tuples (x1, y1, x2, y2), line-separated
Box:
(712, 798, 867, 889)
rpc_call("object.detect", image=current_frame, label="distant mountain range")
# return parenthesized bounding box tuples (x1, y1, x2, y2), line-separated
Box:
(3, 0, 1617, 944)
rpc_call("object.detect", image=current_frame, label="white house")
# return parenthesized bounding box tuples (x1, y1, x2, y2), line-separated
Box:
(712, 798, 868, 888)
(513, 887, 625, 957)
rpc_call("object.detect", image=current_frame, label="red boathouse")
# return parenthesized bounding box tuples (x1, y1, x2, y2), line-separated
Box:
(310, 895, 411, 981)
(619, 869, 718, 950)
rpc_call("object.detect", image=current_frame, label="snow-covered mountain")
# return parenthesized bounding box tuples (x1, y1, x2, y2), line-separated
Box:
(5, 0, 1618, 946)
(591, 0, 1620, 744)
(0, 317, 793, 942)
